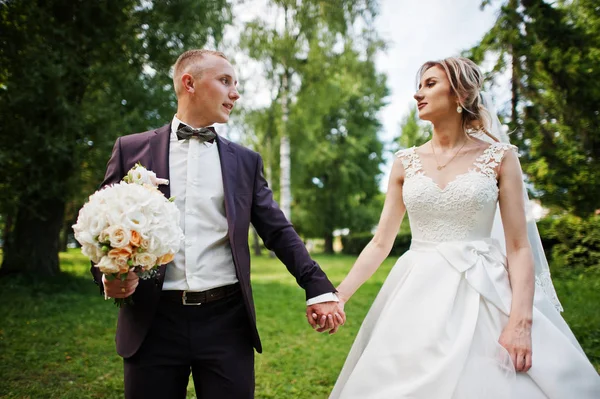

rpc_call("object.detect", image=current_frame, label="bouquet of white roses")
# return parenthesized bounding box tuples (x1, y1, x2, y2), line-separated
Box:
(73, 164, 184, 306)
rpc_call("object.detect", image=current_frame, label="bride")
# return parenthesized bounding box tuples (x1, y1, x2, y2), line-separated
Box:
(329, 57, 600, 398)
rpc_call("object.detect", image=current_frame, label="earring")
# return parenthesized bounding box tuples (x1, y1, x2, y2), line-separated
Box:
(456, 105, 463, 114)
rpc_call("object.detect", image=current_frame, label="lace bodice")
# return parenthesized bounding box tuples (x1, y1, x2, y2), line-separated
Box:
(396, 142, 517, 242)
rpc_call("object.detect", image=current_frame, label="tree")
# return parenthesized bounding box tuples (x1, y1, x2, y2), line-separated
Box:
(240, 0, 380, 221)
(395, 106, 431, 150)
(290, 41, 388, 253)
(0, 0, 231, 276)
(468, 0, 600, 216)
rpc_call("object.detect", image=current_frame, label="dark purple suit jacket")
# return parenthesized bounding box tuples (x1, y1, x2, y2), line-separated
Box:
(91, 124, 336, 358)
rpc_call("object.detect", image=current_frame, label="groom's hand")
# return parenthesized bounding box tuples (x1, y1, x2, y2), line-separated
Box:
(103, 271, 139, 298)
(306, 301, 346, 334)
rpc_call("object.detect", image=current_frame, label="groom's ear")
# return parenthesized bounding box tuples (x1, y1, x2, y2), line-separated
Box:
(182, 73, 195, 94)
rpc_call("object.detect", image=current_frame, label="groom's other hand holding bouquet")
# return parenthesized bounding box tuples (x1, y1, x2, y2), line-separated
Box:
(103, 270, 139, 299)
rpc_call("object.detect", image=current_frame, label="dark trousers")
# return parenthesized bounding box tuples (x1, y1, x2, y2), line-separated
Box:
(123, 290, 255, 399)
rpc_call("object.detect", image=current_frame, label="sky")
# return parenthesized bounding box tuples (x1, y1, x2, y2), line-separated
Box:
(222, 0, 503, 190)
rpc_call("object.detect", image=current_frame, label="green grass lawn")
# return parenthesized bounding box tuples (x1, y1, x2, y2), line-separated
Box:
(0, 250, 598, 398)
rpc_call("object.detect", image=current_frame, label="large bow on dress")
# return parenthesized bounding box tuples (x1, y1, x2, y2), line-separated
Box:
(436, 239, 513, 315)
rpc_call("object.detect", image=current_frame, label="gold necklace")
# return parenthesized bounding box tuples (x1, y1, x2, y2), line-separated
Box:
(431, 140, 467, 170)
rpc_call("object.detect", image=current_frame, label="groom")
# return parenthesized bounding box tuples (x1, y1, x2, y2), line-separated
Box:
(91, 49, 345, 399)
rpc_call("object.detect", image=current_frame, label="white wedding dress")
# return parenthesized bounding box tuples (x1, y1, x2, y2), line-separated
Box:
(330, 143, 600, 399)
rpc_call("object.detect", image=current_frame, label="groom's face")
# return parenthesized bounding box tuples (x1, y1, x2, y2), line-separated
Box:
(189, 55, 240, 125)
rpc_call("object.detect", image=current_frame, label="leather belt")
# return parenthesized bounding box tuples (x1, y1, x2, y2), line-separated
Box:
(161, 283, 240, 305)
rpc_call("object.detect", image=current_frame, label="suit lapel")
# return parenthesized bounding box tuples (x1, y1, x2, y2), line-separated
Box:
(149, 124, 171, 198)
(217, 135, 238, 241)
(148, 124, 171, 285)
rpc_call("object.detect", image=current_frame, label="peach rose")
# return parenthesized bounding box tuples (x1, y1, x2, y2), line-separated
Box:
(108, 246, 133, 258)
(157, 252, 175, 265)
(108, 246, 132, 274)
(130, 231, 141, 247)
(97, 256, 119, 274)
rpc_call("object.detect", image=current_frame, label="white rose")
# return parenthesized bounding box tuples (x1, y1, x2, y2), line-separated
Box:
(73, 201, 106, 241)
(81, 243, 104, 263)
(104, 225, 131, 248)
(96, 255, 120, 274)
(132, 252, 158, 270)
(122, 209, 148, 232)
(127, 166, 150, 185)
(74, 229, 95, 246)
(140, 237, 150, 250)
(143, 235, 161, 254)
(84, 205, 108, 237)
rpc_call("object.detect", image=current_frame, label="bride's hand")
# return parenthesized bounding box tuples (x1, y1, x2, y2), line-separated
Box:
(499, 318, 532, 372)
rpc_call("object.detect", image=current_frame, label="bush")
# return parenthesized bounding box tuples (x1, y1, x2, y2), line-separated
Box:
(342, 232, 412, 257)
(536, 217, 560, 259)
(538, 214, 600, 270)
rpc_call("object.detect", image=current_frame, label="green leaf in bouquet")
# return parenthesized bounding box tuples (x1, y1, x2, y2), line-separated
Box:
(114, 297, 134, 308)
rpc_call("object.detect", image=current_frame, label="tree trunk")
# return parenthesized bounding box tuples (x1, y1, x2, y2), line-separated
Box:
(265, 130, 276, 258)
(251, 225, 262, 256)
(324, 233, 334, 254)
(2, 214, 13, 249)
(280, 70, 291, 221)
(58, 217, 71, 253)
(0, 198, 65, 277)
(510, 47, 520, 130)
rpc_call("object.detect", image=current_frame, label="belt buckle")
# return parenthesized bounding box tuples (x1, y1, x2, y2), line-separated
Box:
(182, 291, 202, 306)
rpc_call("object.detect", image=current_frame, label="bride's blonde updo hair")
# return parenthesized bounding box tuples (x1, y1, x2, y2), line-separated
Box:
(417, 57, 499, 142)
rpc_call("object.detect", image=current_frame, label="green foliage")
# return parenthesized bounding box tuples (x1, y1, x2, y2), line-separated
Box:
(395, 105, 431, 150)
(341, 231, 411, 257)
(0, 0, 232, 274)
(468, 0, 600, 216)
(291, 40, 388, 241)
(538, 214, 600, 272)
(239, 0, 387, 247)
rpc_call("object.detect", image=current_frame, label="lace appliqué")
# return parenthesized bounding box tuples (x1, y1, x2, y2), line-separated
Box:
(399, 143, 517, 242)
(473, 142, 518, 178)
(395, 147, 422, 178)
(535, 271, 564, 312)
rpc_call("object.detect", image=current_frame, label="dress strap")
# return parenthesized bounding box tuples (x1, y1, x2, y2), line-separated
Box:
(473, 142, 518, 178)
(395, 147, 422, 178)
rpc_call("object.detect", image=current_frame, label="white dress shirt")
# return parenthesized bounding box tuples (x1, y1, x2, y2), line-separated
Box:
(163, 116, 337, 305)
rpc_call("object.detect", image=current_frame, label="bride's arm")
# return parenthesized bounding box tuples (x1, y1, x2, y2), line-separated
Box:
(498, 148, 535, 372)
(335, 157, 407, 304)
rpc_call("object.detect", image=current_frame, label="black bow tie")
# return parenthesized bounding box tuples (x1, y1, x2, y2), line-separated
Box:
(176, 123, 217, 143)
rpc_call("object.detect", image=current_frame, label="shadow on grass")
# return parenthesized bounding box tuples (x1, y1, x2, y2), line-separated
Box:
(0, 270, 98, 296)
(0, 271, 123, 399)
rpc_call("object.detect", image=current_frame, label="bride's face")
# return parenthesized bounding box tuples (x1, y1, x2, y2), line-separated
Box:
(414, 66, 458, 123)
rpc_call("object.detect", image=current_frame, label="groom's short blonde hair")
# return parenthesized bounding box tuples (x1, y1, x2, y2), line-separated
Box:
(173, 49, 228, 97)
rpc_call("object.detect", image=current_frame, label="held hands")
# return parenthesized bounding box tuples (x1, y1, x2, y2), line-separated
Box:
(498, 318, 533, 372)
(306, 300, 346, 335)
(102, 270, 139, 298)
